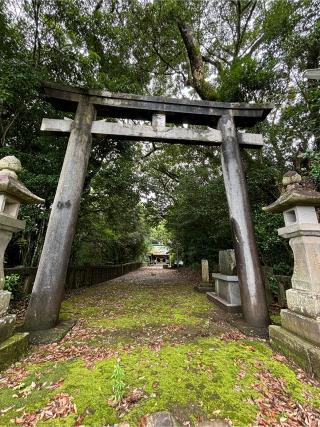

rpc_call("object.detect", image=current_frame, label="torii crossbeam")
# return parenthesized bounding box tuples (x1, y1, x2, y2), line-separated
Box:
(24, 82, 273, 332)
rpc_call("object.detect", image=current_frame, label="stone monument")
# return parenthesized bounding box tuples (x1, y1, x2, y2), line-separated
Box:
(264, 171, 320, 378)
(207, 249, 241, 312)
(194, 259, 214, 292)
(201, 259, 209, 283)
(0, 156, 44, 370)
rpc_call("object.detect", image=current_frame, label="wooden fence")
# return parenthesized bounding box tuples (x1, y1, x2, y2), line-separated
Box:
(4, 262, 141, 293)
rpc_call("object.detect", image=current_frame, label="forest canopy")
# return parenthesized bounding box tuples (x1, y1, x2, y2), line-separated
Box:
(1, 0, 319, 273)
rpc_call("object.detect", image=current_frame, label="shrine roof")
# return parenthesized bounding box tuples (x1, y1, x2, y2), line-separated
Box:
(41, 81, 273, 128)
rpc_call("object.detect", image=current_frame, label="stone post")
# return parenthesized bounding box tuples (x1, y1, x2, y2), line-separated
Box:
(0, 156, 44, 369)
(24, 98, 95, 331)
(194, 259, 214, 292)
(264, 171, 320, 378)
(207, 249, 241, 313)
(218, 114, 269, 330)
(201, 259, 209, 283)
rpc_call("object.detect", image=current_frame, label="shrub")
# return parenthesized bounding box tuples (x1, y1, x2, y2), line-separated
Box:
(4, 274, 22, 300)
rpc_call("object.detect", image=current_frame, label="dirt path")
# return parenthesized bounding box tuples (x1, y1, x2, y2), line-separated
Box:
(110, 265, 201, 285)
(1, 267, 320, 426)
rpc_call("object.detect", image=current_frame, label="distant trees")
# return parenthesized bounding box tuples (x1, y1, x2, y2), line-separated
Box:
(0, 0, 151, 266)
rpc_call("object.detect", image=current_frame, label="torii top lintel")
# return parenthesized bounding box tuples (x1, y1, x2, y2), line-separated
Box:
(41, 81, 273, 128)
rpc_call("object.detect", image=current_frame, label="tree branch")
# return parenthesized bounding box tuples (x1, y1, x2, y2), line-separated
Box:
(142, 142, 162, 159)
(202, 55, 223, 74)
(177, 20, 217, 100)
(151, 42, 186, 82)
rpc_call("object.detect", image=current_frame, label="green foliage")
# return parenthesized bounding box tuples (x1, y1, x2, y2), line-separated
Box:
(148, 220, 172, 245)
(217, 57, 277, 102)
(4, 274, 21, 299)
(111, 362, 126, 404)
(306, 150, 320, 187)
(1, 0, 320, 274)
(0, 0, 153, 267)
(73, 149, 147, 265)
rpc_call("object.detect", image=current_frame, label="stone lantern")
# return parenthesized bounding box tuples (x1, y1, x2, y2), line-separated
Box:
(0, 156, 44, 370)
(263, 171, 320, 378)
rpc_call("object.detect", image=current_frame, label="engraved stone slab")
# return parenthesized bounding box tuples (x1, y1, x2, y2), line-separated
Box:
(219, 250, 237, 275)
(201, 259, 209, 283)
(289, 235, 320, 293)
(286, 289, 320, 318)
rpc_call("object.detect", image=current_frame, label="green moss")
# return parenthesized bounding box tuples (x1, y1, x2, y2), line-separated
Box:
(1, 282, 319, 426)
(0, 333, 29, 371)
(1, 338, 319, 426)
(270, 314, 281, 325)
(60, 283, 211, 330)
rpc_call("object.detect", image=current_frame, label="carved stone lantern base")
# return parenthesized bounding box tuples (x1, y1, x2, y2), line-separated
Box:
(269, 326, 320, 378)
(0, 156, 44, 370)
(264, 171, 320, 379)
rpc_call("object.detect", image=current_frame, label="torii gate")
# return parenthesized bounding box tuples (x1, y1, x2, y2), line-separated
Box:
(24, 82, 273, 332)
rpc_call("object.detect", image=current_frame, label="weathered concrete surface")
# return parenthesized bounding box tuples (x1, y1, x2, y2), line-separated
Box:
(213, 274, 241, 306)
(280, 309, 320, 346)
(0, 156, 42, 370)
(0, 155, 41, 289)
(0, 314, 15, 343)
(269, 325, 320, 379)
(42, 81, 273, 128)
(41, 118, 265, 148)
(209, 251, 241, 313)
(194, 284, 214, 293)
(207, 292, 241, 313)
(0, 332, 29, 371)
(27, 320, 76, 344)
(218, 114, 269, 329)
(264, 189, 320, 214)
(0, 229, 21, 290)
(286, 288, 320, 318)
(264, 172, 320, 376)
(0, 156, 22, 177)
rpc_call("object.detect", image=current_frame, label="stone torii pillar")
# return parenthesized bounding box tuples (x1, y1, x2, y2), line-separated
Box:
(24, 98, 95, 331)
(218, 114, 269, 329)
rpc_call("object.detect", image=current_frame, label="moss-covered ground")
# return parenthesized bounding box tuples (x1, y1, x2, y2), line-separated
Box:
(1, 268, 319, 426)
